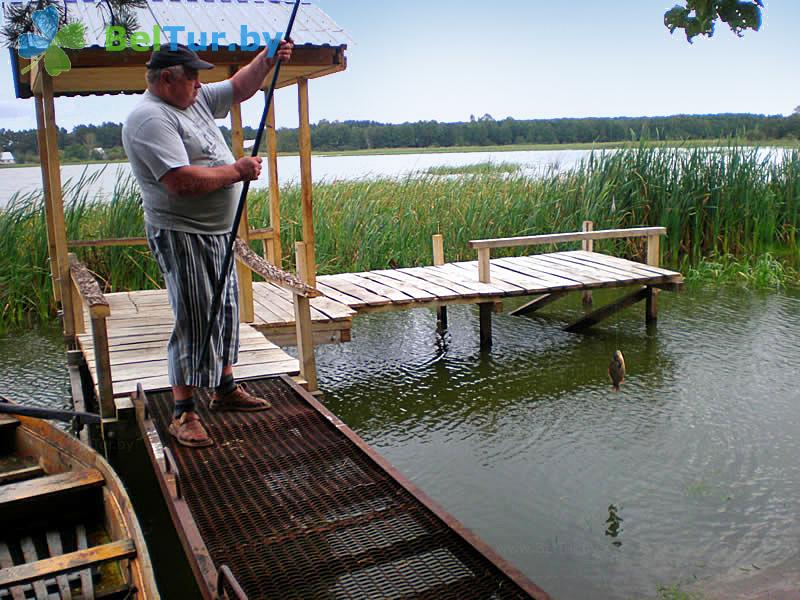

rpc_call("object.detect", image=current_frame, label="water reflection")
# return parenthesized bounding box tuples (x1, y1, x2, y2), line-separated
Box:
(317, 287, 800, 599)
(2, 287, 800, 599)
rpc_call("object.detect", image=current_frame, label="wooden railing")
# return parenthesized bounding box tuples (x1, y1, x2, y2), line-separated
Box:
(234, 239, 320, 392)
(468, 225, 666, 283)
(68, 253, 114, 419)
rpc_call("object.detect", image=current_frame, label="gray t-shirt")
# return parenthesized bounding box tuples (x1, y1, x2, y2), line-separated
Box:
(122, 80, 240, 234)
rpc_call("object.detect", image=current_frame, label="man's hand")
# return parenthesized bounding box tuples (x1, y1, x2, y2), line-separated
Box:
(234, 157, 262, 182)
(274, 39, 293, 64)
(232, 38, 294, 104)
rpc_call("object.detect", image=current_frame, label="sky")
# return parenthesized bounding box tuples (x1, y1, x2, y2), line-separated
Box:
(1, 0, 799, 132)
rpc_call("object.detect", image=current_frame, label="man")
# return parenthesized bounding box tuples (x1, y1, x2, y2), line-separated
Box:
(122, 40, 293, 447)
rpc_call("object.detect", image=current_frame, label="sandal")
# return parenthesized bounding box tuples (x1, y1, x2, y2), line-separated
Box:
(169, 411, 214, 447)
(210, 383, 272, 412)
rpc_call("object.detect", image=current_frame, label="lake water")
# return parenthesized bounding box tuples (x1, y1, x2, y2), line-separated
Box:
(4, 286, 799, 599)
(0, 149, 593, 206)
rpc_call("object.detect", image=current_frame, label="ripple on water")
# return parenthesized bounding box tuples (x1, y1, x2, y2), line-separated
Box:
(317, 288, 800, 600)
(0, 326, 69, 409)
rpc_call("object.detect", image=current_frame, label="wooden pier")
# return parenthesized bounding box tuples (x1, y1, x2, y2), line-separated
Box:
(69, 225, 682, 417)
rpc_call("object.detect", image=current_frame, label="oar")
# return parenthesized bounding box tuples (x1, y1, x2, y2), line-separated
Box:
(0, 395, 102, 425)
(195, 0, 302, 373)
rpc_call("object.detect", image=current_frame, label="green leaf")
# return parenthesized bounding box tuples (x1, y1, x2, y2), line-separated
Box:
(43, 44, 71, 76)
(54, 22, 86, 49)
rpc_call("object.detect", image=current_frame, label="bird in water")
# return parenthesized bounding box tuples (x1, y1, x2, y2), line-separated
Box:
(608, 350, 625, 391)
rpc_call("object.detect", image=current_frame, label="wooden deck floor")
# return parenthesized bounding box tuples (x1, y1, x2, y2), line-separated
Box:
(316, 251, 683, 311)
(76, 251, 682, 398)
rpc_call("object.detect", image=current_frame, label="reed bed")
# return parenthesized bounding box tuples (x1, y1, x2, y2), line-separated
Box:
(0, 144, 797, 330)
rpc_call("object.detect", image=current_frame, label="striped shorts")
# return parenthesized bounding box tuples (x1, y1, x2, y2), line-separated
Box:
(146, 224, 239, 388)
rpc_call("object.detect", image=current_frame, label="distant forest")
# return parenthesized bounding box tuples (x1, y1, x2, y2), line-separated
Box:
(2, 112, 799, 164)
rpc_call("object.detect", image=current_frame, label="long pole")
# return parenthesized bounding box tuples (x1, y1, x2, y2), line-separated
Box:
(195, 0, 302, 373)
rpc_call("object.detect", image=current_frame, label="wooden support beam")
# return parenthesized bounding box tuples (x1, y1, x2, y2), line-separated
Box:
(230, 71, 254, 324)
(41, 73, 75, 341)
(294, 242, 318, 393)
(297, 78, 316, 286)
(228, 71, 255, 323)
(432, 234, 447, 329)
(479, 302, 493, 349)
(68, 237, 148, 248)
(564, 287, 648, 333)
(34, 95, 59, 303)
(510, 292, 567, 317)
(581, 221, 593, 306)
(266, 101, 282, 268)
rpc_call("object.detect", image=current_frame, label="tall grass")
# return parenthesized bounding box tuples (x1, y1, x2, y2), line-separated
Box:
(1, 144, 797, 330)
(258, 144, 799, 274)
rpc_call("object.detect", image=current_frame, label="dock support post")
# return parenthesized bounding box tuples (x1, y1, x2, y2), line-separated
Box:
(479, 303, 493, 349)
(646, 233, 660, 324)
(432, 234, 447, 330)
(294, 242, 318, 393)
(582, 221, 593, 306)
(298, 78, 316, 287)
(229, 73, 255, 324)
(91, 314, 115, 419)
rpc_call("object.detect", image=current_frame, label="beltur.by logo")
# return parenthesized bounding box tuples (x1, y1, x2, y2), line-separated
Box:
(17, 5, 85, 77)
(105, 25, 284, 54)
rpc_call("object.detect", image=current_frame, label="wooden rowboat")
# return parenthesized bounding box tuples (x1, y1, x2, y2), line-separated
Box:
(0, 410, 159, 599)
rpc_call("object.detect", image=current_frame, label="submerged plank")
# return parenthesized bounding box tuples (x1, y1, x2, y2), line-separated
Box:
(564, 287, 648, 333)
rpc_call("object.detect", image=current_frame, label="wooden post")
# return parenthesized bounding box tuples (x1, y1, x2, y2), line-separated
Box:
(34, 95, 59, 303)
(479, 303, 493, 350)
(432, 234, 447, 329)
(67, 254, 85, 335)
(478, 248, 495, 345)
(478, 248, 491, 283)
(581, 221, 594, 306)
(297, 78, 316, 286)
(91, 314, 115, 419)
(41, 73, 75, 342)
(266, 101, 282, 268)
(229, 75, 254, 324)
(294, 242, 318, 393)
(646, 234, 660, 323)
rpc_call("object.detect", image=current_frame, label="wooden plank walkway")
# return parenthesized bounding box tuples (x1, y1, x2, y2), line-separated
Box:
(77, 323, 300, 398)
(76, 251, 681, 398)
(316, 251, 683, 311)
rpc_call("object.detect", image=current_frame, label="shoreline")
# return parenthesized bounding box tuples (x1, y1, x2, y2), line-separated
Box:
(1, 139, 797, 168)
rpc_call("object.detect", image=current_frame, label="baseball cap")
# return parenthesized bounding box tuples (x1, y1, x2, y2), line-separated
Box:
(145, 44, 215, 70)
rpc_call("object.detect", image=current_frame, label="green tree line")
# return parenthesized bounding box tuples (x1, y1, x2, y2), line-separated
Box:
(2, 112, 798, 163)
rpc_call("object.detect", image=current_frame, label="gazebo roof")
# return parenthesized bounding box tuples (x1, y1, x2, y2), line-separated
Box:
(3, 0, 350, 98)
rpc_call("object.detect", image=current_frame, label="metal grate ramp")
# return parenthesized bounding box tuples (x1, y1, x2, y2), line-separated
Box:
(142, 377, 549, 599)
